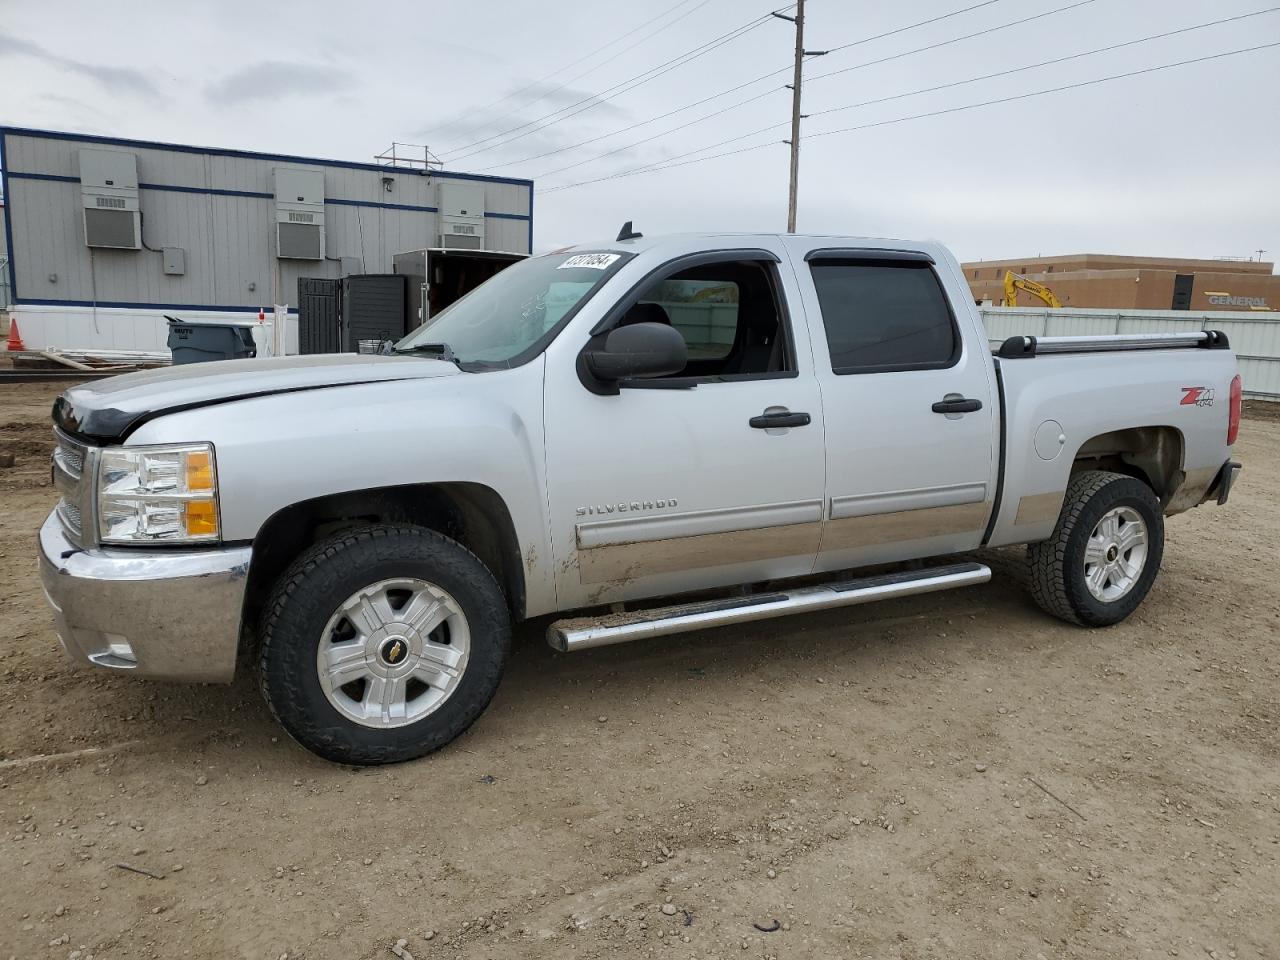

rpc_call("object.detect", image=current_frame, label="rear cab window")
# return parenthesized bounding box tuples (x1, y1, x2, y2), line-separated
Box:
(807, 254, 960, 374)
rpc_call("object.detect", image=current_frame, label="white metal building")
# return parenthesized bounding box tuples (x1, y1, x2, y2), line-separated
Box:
(0, 127, 533, 352)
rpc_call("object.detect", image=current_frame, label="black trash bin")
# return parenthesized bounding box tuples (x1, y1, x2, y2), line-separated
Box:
(166, 317, 258, 365)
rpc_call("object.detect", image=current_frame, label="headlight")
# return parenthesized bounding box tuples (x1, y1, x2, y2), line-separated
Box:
(97, 443, 220, 544)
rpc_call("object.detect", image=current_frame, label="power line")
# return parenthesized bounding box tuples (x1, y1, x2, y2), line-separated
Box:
(807, 0, 1099, 86)
(473, 0, 1094, 175)
(538, 41, 1280, 194)
(470, 68, 782, 174)
(532, 87, 780, 180)
(420, 0, 711, 143)
(441, 8, 781, 162)
(806, 42, 1280, 140)
(824, 0, 1005, 53)
(530, 0, 1109, 183)
(439, 7, 790, 163)
(805, 7, 1280, 121)
(633, 5, 1280, 167)
(543, 141, 780, 194)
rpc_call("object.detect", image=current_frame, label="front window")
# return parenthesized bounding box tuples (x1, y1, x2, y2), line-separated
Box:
(612, 258, 794, 381)
(395, 251, 629, 367)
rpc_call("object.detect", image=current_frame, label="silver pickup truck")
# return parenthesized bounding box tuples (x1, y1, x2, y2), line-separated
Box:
(40, 231, 1243, 764)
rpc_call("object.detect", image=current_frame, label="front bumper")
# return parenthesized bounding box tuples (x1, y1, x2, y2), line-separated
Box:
(37, 511, 252, 683)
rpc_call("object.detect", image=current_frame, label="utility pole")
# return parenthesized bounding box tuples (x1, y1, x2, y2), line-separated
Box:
(785, 0, 805, 233)
(773, 3, 824, 233)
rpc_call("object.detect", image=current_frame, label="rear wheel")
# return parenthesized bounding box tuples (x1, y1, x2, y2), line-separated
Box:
(259, 524, 510, 764)
(1027, 470, 1164, 626)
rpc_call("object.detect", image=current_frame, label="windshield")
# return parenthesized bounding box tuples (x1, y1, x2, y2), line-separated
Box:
(395, 251, 629, 366)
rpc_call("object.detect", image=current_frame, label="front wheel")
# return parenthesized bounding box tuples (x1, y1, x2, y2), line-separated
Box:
(1027, 470, 1165, 627)
(258, 525, 511, 764)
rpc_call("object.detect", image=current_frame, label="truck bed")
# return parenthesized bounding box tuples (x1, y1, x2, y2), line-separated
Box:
(984, 329, 1238, 548)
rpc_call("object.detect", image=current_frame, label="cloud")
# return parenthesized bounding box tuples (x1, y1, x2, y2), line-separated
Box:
(413, 82, 627, 145)
(0, 33, 160, 99)
(205, 62, 352, 105)
(513, 80, 629, 116)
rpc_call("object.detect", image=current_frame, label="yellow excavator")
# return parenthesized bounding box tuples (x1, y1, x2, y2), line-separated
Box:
(1003, 270, 1063, 308)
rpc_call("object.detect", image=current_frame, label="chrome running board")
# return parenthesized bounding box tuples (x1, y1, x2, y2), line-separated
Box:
(547, 561, 991, 653)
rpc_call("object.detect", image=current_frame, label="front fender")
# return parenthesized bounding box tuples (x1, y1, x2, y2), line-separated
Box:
(126, 359, 556, 615)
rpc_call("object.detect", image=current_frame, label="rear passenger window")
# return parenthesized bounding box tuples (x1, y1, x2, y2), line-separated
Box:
(809, 259, 959, 374)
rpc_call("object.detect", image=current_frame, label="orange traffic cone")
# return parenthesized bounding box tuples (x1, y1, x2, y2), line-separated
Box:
(5, 317, 25, 352)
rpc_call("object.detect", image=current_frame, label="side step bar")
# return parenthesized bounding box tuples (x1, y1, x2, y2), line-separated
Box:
(547, 561, 991, 653)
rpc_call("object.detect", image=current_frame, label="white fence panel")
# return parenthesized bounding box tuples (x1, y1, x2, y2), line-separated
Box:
(980, 307, 1280, 400)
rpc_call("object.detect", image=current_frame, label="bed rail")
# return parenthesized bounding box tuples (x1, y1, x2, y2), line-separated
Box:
(994, 330, 1230, 359)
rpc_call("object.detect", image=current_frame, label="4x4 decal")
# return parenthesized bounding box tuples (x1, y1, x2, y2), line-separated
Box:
(1180, 386, 1215, 407)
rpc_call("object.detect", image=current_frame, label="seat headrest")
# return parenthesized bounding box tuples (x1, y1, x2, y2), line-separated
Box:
(618, 301, 672, 327)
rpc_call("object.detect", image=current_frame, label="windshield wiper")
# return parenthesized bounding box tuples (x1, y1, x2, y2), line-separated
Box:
(395, 342, 460, 365)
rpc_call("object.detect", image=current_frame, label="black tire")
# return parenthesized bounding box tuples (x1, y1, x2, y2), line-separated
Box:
(258, 524, 511, 764)
(1027, 470, 1164, 627)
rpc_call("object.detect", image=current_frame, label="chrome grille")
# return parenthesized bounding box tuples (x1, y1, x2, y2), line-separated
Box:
(53, 442, 84, 479)
(58, 499, 83, 532)
(52, 429, 94, 546)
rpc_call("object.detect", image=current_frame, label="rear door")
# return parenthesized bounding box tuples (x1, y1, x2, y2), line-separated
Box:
(784, 242, 998, 573)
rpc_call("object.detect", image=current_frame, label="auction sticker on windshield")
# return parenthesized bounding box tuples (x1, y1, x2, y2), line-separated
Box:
(559, 253, 621, 270)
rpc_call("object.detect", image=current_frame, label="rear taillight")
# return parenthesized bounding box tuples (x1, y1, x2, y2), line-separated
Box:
(1227, 374, 1242, 445)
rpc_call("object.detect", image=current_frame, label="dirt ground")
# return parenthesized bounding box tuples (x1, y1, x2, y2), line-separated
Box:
(1, 382, 1277, 960)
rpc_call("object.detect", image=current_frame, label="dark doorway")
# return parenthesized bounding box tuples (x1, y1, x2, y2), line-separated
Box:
(1171, 274, 1194, 310)
(298, 278, 341, 354)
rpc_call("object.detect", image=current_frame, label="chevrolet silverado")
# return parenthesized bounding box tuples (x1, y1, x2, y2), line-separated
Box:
(40, 231, 1243, 763)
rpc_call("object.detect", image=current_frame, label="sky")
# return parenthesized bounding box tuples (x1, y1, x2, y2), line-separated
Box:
(1, 0, 1278, 264)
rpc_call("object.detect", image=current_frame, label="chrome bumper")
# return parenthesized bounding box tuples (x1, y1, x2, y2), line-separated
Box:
(37, 511, 252, 683)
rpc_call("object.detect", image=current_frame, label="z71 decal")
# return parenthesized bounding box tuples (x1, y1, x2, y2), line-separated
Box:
(1180, 386, 1215, 407)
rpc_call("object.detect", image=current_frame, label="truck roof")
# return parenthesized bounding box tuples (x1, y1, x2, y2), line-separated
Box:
(554, 231, 940, 258)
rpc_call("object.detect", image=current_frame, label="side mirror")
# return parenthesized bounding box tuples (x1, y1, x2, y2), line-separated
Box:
(580, 322, 687, 391)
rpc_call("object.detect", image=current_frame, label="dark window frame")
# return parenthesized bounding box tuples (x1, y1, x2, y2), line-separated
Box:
(585, 248, 800, 388)
(806, 251, 963, 376)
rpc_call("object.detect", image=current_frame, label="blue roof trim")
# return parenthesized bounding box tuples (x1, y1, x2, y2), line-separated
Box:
(141, 182, 273, 200)
(0, 125, 534, 187)
(7, 169, 531, 220)
(15, 296, 298, 314)
(0, 133, 16, 301)
(325, 197, 438, 213)
(8, 171, 79, 184)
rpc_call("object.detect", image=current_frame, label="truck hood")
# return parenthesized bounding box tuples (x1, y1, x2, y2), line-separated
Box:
(54, 353, 461, 442)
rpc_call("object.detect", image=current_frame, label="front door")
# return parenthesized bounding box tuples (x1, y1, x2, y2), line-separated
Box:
(543, 246, 826, 609)
(784, 241, 998, 573)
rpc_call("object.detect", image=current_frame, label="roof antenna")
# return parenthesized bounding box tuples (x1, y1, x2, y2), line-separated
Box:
(616, 220, 643, 242)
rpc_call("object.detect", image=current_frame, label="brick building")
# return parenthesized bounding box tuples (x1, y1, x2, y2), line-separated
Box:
(962, 253, 1278, 311)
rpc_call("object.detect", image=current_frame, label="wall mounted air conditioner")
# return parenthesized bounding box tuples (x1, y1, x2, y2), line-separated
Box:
(78, 149, 141, 250)
(438, 182, 485, 250)
(274, 168, 325, 260)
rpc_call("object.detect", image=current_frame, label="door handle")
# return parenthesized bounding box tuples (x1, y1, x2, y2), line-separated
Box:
(931, 397, 983, 414)
(749, 409, 811, 429)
